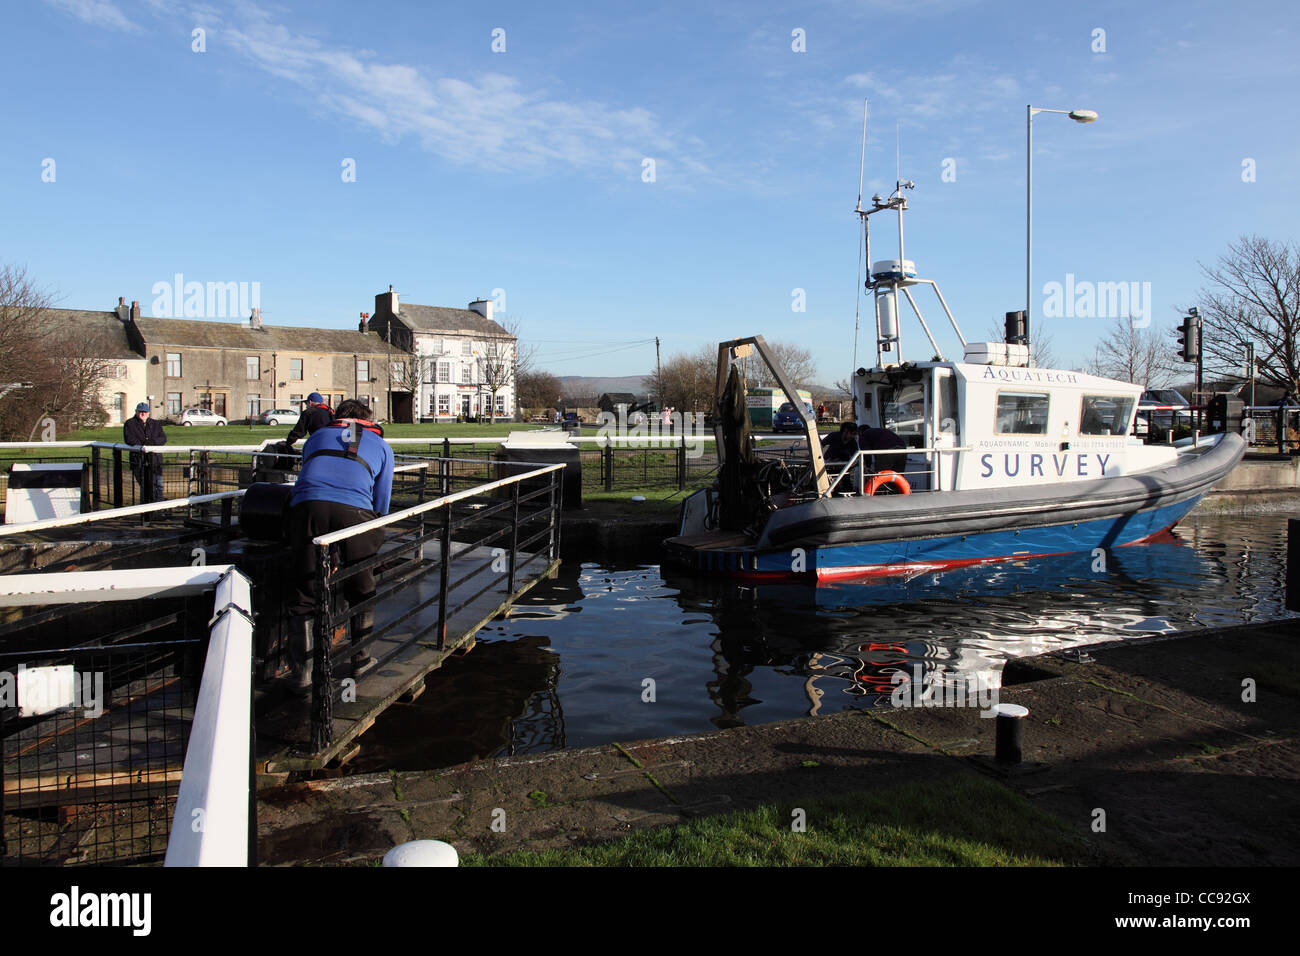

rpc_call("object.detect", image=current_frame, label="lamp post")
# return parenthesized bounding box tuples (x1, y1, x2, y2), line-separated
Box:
(1027, 106, 1098, 354)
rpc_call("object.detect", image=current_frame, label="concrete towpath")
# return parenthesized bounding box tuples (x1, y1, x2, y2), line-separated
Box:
(255, 620, 1299, 866)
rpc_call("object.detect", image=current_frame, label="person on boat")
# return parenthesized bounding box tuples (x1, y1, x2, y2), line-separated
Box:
(286, 392, 335, 449)
(822, 421, 860, 462)
(286, 399, 395, 692)
(859, 423, 907, 473)
(123, 401, 166, 503)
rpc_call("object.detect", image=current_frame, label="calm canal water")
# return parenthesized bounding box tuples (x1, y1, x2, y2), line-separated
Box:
(351, 512, 1299, 772)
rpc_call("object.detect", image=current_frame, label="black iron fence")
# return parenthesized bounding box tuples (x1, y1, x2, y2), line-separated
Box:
(302, 460, 564, 755)
(1, 630, 207, 866)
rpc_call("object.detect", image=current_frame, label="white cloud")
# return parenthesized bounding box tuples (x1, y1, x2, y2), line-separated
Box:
(44, 0, 138, 32)
(205, 2, 690, 176)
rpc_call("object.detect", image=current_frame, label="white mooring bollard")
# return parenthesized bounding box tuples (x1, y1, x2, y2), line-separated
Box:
(382, 840, 460, 867)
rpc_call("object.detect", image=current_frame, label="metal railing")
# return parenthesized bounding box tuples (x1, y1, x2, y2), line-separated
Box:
(303, 460, 565, 753)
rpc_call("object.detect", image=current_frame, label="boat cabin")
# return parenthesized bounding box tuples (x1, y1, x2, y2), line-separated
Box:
(851, 345, 1146, 494)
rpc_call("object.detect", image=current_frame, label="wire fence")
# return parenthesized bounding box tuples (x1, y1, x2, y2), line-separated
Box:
(1, 628, 208, 865)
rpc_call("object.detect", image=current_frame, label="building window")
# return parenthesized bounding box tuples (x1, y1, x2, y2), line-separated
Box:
(115, 393, 126, 420)
(334, 394, 345, 408)
(247, 394, 262, 417)
(165, 352, 181, 377)
(357, 360, 370, 381)
(392, 361, 405, 382)
(422, 359, 435, 383)
(247, 356, 260, 380)
(166, 392, 182, 415)
(462, 366, 472, 384)
(461, 340, 472, 357)
(437, 394, 450, 416)
(290, 358, 303, 380)
(290, 394, 303, 407)
(495, 395, 506, 413)
(437, 362, 451, 384)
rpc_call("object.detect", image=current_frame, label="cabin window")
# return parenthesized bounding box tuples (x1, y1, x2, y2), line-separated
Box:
(883, 383, 926, 441)
(995, 391, 1050, 434)
(1079, 395, 1135, 435)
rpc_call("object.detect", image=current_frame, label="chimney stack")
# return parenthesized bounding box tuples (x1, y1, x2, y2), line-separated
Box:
(375, 284, 399, 321)
(130, 300, 140, 323)
(250, 307, 262, 330)
(359, 316, 368, 333)
(115, 296, 130, 323)
(468, 298, 493, 323)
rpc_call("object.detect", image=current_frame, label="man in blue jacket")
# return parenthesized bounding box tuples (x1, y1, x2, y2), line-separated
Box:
(286, 399, 394, 692)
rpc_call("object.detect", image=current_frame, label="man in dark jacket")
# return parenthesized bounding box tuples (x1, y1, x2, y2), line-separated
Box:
(122, 402, 166, 502)
(286, 399, 394, 691)
(859, 423, 907, 473)
(285, 392, 335, 448)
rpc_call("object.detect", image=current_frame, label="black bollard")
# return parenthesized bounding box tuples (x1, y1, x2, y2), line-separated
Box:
(993, 703, 1029, 764)
(1289, 519, 1300, 612)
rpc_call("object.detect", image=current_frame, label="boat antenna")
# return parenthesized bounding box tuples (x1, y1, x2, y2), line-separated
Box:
(853, 98, 868, 370)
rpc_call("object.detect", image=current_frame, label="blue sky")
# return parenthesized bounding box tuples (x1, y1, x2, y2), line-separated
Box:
(3, 0, 1297, 383)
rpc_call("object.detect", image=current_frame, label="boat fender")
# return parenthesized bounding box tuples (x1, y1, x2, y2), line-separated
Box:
(865, 470, 911, 496)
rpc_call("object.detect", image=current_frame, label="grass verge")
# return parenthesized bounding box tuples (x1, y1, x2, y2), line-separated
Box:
(462, 773, 1093, 867)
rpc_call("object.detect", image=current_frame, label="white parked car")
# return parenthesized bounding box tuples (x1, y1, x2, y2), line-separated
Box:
(178, 407, 227, 426)
(257, 408, 300, 426)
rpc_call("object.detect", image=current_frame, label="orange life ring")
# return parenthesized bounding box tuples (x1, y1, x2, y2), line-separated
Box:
(865, 470, 911, 496)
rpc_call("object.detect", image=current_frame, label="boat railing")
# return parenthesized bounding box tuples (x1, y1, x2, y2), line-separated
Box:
(823, 445, 973, 497)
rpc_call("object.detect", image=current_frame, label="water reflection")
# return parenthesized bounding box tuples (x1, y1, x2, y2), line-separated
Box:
(358, 514, 1299, 767)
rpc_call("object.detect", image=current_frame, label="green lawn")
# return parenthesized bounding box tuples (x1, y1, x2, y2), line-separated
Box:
(462, 774, 1094, 867)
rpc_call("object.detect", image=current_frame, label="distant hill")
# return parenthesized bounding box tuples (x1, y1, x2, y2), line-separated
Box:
(558, 375, 651, 399)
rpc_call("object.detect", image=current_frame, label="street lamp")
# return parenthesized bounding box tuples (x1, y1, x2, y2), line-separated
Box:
(1027, 105, 1098, 360)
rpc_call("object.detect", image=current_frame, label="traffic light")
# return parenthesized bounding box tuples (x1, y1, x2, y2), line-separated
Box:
(1004, 310, 1028, 345)
(1178, 308, 1201, 363)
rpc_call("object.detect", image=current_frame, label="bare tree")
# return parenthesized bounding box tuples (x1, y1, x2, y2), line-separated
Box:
(1085, 318, 1178, 387)
(1195, 236, 1300, 397)
(651, 345, 716, 413)
(478, 335, 516, 423)
(738, 341, 817, 390)
(517, 369, 562, 417)
(0, 265, 76, 438)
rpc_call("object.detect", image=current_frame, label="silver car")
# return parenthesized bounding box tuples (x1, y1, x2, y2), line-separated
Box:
(178, 407, 227, 427)
(256, 408, 300, 426)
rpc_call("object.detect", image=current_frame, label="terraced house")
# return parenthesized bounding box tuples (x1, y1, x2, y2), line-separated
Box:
(128, 307, 408, 422)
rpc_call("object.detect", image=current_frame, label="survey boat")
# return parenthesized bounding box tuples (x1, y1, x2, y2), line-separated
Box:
(665, 178, 1244, 581)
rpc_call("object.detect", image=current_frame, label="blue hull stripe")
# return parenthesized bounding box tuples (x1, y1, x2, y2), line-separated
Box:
(747, 497, 1202, 574)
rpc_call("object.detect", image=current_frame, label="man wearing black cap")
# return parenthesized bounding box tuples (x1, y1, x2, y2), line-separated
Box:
(123, 401, 166, 502)
(285, 392, 335, 449)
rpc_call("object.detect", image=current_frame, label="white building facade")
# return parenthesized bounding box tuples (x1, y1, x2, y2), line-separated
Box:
(369, 288, 517, 422)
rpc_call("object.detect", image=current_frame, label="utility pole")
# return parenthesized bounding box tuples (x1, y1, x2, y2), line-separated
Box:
(655, 336, 662, 410)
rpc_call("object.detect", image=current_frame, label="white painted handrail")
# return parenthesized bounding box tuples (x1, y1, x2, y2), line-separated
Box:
(165, 567, 253, 867)
(312, 462, 565, 547)
(0, 490, 244, 536)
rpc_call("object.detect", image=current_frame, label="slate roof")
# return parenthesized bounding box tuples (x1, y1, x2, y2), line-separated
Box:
(41, 309, 143, 361)
(133, 316, 396, 354)
(392, 304, 513, 338)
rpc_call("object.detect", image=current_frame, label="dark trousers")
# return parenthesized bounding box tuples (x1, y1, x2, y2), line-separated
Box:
(288, 500, 385, 620)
